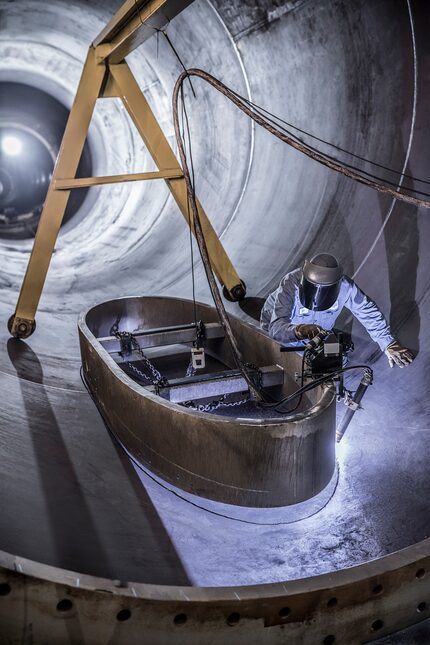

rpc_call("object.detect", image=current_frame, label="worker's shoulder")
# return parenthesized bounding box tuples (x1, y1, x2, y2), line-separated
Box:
(339, 274, 355, 296)
(279, 267, 301, 288)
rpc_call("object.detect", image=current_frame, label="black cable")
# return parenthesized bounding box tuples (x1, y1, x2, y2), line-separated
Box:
(227, 85, 430, 188)
(228, 90, 430, 199)
(133, 1, 196, 98)
(261, 364, 372, 412)
(133, 0, 143, 26)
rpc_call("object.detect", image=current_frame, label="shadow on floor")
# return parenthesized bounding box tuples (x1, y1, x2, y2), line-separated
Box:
(7, 338, 190, 587)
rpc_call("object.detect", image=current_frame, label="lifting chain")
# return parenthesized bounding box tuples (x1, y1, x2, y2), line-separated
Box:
(111, 329, 168, 389)
(111, 325, 250, 411)
(111, 326, 199, 388)
(181, 392, 250, 413)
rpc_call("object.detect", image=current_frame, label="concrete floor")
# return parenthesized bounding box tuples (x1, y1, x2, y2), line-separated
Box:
(0, 0, 430, 641)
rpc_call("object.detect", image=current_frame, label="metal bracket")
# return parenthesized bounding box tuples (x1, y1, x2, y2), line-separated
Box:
(8, 315, 36, 339)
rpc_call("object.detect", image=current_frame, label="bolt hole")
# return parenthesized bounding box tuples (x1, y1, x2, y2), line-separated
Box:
(371, 619, 384, 632)
(417, 602, 427, 613)
(323, 636, 336, 645)
(372, 584, 383, 595)
(416, 568, 426, 579)
(0, 583, 11, 596)
(278, 606, 291, 618)
(116, 609, 131, 622)
(327, 597, 338, 608)
(227, 612, 240, 626)
(56, 599, 73, 612)
(173, 613, 187, 626)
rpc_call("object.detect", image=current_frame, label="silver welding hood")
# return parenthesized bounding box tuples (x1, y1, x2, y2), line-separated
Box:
(299, 253, 343, 311)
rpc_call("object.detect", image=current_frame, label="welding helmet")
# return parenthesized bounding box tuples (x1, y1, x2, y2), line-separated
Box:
(299, 253, 342, 311)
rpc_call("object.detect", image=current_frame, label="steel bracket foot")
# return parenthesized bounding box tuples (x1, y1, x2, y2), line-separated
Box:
(8, 314, 36, 339)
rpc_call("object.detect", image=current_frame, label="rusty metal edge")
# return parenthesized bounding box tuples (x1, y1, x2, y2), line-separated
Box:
(1, 536, 429, 601)
(0, 537, 429, 643)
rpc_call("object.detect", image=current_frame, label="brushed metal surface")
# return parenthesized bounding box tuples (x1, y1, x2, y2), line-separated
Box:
(79, 296, 336, 507)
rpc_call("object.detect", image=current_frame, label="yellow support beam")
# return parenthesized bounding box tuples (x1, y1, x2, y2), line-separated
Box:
(54, 169, 183, 190)
(109, 61, 242, 291)
(93, 0, 194, 65)
(10, 48, 107, 338)
(10, 1, 245, 339)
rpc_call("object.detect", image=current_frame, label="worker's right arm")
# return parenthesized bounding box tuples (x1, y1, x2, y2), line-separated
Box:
(266, 274, 300, 344)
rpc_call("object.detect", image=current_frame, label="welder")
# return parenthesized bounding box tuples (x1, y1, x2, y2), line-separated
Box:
(260, 253, 414, 368)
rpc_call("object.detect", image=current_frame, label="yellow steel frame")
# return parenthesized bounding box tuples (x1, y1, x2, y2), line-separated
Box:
(10, 0, 244, 338)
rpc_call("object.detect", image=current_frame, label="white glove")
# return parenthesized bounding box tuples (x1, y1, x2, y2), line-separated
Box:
(385, 341, 414, 368)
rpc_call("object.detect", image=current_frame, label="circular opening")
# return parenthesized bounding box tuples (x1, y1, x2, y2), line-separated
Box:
(417, 602, 427, 613)
(0, 583, 11, 596)
(173, 613, 187, 626)
(116, 609, 131, 622)
(278, 606, 291, 618)
(371, 619, 384, 632)
(56, 598, 73, 612)
(372, 584, 383, 595)
(227, 612, 241, 626)
(323, 636, 336, 645)
(416, 568, 426, 579)
(0, 82, 92, 240)
(327, 597, 338, 608)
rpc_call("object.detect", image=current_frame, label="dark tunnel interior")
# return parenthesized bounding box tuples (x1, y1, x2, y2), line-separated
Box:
(0, 82, 92, 238)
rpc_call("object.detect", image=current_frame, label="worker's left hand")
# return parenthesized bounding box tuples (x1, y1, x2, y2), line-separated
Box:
(385, 341, 415, 368)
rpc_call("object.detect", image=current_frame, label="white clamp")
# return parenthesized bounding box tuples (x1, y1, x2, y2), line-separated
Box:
(191, 347, 205, 370)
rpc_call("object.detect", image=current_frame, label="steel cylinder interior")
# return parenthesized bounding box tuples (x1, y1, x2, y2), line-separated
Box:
(0, 5, 430, 639)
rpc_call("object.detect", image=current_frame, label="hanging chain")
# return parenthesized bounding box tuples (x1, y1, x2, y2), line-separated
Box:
(112, 325, 250, 411)
(112, 329, 167, 386)
(127, 362, 153, 383)
(180, 392, 250, 413)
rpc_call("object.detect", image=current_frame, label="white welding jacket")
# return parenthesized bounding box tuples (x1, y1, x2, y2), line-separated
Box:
(260, 268, 395, 351)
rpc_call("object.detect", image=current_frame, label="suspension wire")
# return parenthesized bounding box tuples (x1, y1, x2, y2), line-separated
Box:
(162, 32, 197, 98)
(227, 88, 430, 187)
(173, 68, 430, 209)
(133, 0, 426, 188)
(174, 81, 264, 402)
(133, 0, 196, 97)
(179, 85, 198, 329)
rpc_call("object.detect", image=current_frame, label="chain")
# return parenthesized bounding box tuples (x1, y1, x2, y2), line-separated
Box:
(127, 361, 153, 383)
(112, 329, 166, 385)
(113, 327, 198, 387)
(181, 393, 250, 413)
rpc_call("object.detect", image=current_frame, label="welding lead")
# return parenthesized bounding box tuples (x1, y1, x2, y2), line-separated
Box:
(336, 368, 373, 442)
